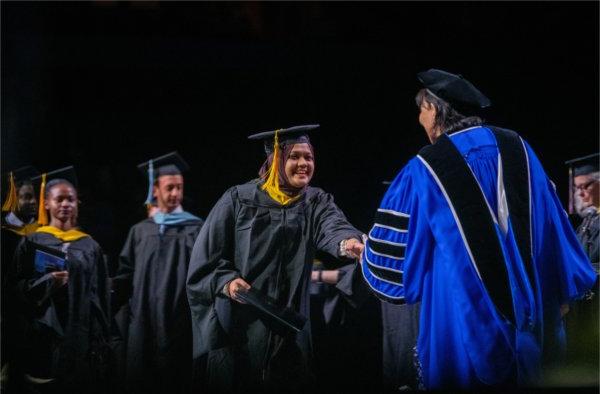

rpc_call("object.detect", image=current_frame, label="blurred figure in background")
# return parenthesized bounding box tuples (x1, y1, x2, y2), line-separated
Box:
(111, 152, 204, 394)
(563, 153, 599, 386)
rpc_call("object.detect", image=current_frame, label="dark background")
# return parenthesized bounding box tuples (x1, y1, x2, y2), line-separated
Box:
(2, 1, 598, 267)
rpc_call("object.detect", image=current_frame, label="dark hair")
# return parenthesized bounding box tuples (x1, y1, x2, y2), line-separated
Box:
(415, 89, 484, 134)
(45, 178, 77, 199)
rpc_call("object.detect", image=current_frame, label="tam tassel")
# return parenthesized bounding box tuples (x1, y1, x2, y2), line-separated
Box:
(37, 173, 48, 226)
(2, 172, 18, 212)
(261, 130, 298, 206)
(144, 160, 155, 209)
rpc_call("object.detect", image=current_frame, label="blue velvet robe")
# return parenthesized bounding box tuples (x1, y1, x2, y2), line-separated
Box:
(361, 126, 597, 389)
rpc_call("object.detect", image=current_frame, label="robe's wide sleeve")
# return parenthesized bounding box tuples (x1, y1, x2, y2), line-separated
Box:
(361, 158, 434, 304)
(187, 189, 239, 307)
(90, 242, 111, 335)
(310, 190, 364, 258)
(112, 226, 137, 311)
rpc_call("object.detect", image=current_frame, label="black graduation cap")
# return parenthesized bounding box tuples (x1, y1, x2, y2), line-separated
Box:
(31, 166, 78, 189)
(417, 69, 491, 114)
(137, 151, 190, 178)
(137, 151, 189, 206)
(565, 153, 599, 177)
(565, 153, 599, 214)
(2, 166, 41, 213)
(248, 124, 319, 155)
(3, 166, 41, 186)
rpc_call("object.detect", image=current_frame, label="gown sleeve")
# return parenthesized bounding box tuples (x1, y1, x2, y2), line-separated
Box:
(311, 190, 364, 258)
(361, 158, 435, 304)
(187, 188, 239, 307)
(112, 226, 137, 310)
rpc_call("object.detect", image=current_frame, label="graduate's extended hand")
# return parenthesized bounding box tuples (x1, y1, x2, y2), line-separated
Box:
(226, 278, 251, 304)
(50, 270, 69, 291)
(343, 238, 365, 260)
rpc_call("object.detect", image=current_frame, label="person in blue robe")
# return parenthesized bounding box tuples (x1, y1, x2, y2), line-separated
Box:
(361, 69, 598, 389)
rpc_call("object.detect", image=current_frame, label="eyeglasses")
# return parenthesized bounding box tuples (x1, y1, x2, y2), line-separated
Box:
(574, 179, 596, 192)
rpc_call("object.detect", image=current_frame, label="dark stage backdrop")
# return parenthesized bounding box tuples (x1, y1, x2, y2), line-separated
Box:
(2, 2, 598, 266)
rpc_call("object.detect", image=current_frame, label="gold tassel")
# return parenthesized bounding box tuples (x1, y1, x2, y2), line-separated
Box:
(261, 130, 299, 206)
(37, 173, 48, 226)
(2, 172, 18, 212)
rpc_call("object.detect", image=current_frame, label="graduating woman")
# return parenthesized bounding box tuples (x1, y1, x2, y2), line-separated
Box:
(186, 125, 365, 392)
(11, 167, 111, 393)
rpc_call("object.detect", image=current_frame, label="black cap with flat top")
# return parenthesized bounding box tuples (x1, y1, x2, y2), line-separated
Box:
(31, 166, 78, 189)
(137, 151, 190, 178)
(248, 124, 319, 154)
(3, 166, 41, 186)
(565, 153, 599, 177)
(417, 69, 491, 113)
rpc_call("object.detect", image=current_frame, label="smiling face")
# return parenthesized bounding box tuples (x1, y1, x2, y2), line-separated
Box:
(45, 183, 78, 226)
(284, 143, 314, 189)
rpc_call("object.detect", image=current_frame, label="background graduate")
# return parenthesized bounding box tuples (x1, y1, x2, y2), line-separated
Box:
(111, 152, 204, 394)
(1, 166, 41, 391)
(10, 166, 111, 393)
(360, 69, 598, 389)
(186, 125, 365, 392)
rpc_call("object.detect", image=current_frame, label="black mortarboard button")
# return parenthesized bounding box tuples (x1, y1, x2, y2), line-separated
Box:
(417, 69, 491, 114)
(32, 166, 78, 189)
(248, 124, 319, 155)
(564, 153, 599, 214)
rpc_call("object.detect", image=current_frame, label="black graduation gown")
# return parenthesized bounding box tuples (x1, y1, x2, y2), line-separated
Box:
(309, 265, 383, 393)
(186, 181, 363, 393)
(381, 302, 420, 391)
(112, 217, 203, 394)
(1, 222, 30, 391)
(564, 211, 599, 379)
(12, 231, 111, 393)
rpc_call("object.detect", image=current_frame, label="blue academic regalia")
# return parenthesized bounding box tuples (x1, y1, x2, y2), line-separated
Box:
(361, 125, 598, 389)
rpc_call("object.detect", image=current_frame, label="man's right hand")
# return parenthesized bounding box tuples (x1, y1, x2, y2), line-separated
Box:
(226, 278, 251, 304)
